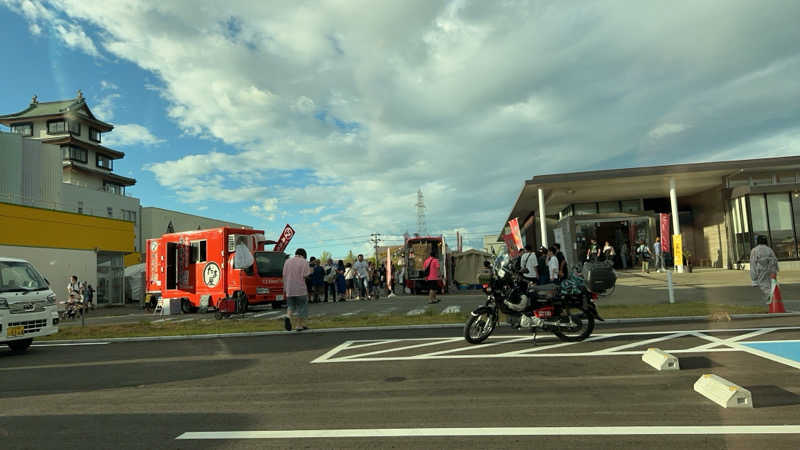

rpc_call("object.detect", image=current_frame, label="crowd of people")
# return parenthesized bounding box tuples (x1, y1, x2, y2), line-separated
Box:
(518, 243, 568, 285)
(583, 238, 674, 273)
(304, 253, 401, 304)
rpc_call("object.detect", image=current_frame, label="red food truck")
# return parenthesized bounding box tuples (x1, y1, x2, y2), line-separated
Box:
(403, 235, 449, 295)
(145, 227, 287, 313)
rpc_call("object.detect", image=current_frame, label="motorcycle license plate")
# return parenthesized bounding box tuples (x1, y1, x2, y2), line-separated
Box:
(7, 325, 25, 337)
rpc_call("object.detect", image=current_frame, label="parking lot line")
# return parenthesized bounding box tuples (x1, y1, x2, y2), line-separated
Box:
(335, 337, 464, 360)
(176, 425, 800, 440)
(593, 332, 688, 355)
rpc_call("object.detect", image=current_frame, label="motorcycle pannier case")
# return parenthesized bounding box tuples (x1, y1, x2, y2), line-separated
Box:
(584, 262, 617, 293)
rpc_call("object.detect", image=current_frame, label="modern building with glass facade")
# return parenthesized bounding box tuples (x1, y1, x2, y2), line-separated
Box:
(503, 156, 800, 271)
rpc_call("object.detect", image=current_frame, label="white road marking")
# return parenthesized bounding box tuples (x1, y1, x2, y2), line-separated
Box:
(441, 305, 461, 314)
(177, 425, 800, 439)
(31, 342, 110, 347)
(406, 308, 427, 316)
(340, 310, 363, 317)
(253, 311, 281, 318)
(592, 332, 688, 355)
(314, 326, 800, 364)
(174, 318, 194, 323)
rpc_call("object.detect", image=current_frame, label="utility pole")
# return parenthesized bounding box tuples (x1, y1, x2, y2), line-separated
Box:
(416, 188, 427, 236)
(370, 233, 382, 264)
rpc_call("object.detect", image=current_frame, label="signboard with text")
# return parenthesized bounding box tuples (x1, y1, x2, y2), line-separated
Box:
(673, 234, 683, 268)
(273, 224, 296, 253)
(660, 214, 671, 252)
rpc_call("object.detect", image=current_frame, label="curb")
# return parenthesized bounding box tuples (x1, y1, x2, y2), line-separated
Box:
(40, 312, 800, 345)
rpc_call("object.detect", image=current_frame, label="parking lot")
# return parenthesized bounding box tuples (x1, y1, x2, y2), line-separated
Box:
(2, 316, 799, 449)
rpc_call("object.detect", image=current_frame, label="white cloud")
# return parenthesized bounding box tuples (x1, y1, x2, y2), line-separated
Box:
(648, 123, 689, 139)
(92, 93, 119, 121)
(247, 198, 279, 220)
(100, 80, 119, 90)
(9, 0, 800, 244)
(53, 22, 99, 56)
(3, 0, 99, 56)
(103, 123, 164, 147)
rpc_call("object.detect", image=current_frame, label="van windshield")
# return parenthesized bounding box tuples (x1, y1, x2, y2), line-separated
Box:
(255, 252, 287, 278)
(0, 261, 49, 292)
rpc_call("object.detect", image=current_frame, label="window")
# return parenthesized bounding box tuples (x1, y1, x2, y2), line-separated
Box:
(191, 241, 207, 263)
(751, 176, 773, 187)
(731, 197, 752, 261)
(96, 154, 113, 170)
(121, 209, 137, 222)
(777, 173, 797, 184)
(103, 182, 123, 194)
(47, 119, 66, 134)
(767, 193, 796, 259)
(10, 122, 32, 137)
(107, 207, 113, 217)
(749, 195, 768, 243)
(68, 120, 81, 135)
(62, 145, 88, 163)
(77, 201, 84, 214)
(598, 201, 620, 213)
(89, 127, 101, 142)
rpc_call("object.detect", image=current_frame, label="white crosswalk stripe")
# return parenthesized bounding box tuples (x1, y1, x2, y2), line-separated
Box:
(441, 305, 461, 314)
(406, 308, 427, 316)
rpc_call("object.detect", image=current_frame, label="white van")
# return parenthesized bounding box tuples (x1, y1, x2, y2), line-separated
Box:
(0, 257, 60, 352)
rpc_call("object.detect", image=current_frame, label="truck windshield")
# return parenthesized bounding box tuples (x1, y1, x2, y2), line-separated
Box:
(0, 261, 49, 292)
(255, 252, 287, 278)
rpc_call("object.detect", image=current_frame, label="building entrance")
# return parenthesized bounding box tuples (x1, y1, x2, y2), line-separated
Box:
(574, 217, 653, 269)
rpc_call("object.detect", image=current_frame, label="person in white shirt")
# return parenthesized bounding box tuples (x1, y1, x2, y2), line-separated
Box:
(520, 245, 538, 283)
(353, 254, 369, 300)
(547, 247, 559, 282)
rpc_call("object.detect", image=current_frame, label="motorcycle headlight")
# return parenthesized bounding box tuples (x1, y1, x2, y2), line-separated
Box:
(0, 297, 8, 309)
(46, 293, 57, 305)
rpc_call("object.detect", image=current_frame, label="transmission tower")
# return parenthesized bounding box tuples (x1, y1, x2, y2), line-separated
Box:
(416, 188, 428, 236)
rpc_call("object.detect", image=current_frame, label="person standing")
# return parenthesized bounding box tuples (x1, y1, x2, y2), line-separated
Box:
(310, 259, 325, 303)
(750, 235, 779, 304)
(554, 243, 568, 281)
(423, 247, 441, 304)
(323, 258, 336, 303)
(586, 239, 599, 262)
(335, 260, 346, 301)
(353, 254, 369, 300)
(654, 237, 665, 272)
(637, 241, 651, 273)
(547, 247, 560, 283)
(620, 242, 629, 270)
(344, 262, 356, 300)
(282, 248, 312, 332)
(520, 244, 538, 284)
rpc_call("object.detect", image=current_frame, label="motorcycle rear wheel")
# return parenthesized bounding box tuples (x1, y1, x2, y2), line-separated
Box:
(553, 306, 595, 342)
(464, 312, 496, 344)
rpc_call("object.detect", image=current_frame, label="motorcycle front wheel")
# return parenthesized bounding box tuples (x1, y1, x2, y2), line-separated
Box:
(553, 305, 595, 342)
(464, 311, 496, 344)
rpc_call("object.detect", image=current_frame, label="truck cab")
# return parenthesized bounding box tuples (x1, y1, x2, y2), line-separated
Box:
(0, 257, 60, 353)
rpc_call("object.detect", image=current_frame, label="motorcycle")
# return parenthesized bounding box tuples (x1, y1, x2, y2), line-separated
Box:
(464, 250, 611, 344)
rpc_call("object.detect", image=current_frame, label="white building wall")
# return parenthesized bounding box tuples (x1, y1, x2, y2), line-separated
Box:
(0, 131, 62, 209)
(0, 244, 97, 303)
(62, 183, 141, 252)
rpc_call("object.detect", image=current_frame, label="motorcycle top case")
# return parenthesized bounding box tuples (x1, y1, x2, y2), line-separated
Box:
(583, 262, 617, 293)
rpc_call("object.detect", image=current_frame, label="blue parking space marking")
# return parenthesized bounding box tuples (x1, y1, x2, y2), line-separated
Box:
(742, 341, 800, 364)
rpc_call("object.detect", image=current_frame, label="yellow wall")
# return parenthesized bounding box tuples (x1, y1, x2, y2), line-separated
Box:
(0, 201, 135, 253)
(124, 252, 142, 267)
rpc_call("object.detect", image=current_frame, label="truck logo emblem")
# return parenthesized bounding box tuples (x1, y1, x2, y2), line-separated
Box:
(24, 303, 35, 312)
(203, 262, 221, 288)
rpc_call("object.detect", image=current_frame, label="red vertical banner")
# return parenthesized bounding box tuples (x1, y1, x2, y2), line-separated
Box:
(502, 233, 519, 258)
(659, 214, 671, 252)
(273, 224, 296, 253)
(508, 218, 523, 251)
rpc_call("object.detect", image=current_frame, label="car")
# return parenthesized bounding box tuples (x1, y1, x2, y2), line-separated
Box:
(0, 257, 60, 353)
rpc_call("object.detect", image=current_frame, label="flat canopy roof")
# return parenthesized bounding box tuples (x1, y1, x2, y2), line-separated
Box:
(505, 155, 800, 232)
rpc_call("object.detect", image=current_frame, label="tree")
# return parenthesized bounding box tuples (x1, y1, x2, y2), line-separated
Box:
(320, 250, 332, 263)
(344, 250, 355, 264)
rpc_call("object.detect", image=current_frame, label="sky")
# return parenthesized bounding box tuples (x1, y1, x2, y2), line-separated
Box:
(1, 0, 799, 260)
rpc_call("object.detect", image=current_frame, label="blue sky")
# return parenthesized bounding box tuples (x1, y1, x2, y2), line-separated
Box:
(1, 0, 799, 259)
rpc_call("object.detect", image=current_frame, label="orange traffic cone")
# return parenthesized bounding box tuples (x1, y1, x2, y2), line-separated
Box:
(769, 274, 786, 314)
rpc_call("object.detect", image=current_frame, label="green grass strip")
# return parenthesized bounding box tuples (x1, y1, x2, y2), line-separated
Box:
(42, 302, 769, 341)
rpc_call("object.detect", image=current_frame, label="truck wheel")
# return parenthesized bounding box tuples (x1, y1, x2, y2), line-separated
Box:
(8, 338, 33, 353)
(181, 298, 198, 314)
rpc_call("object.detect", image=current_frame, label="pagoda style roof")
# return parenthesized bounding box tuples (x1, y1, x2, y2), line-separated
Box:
(0, 92, 114, 132)
(63, 161, 136, 186)
(43, 135, 125, 159)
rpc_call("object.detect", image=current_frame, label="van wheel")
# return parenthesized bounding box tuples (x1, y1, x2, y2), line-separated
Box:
(8, 339, 33, 353)
(181, 298, 198, 314)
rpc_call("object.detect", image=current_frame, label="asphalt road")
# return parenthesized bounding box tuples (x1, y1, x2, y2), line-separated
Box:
(3, 317, 800, 449)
